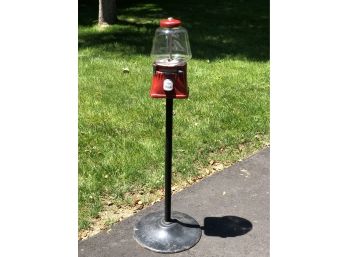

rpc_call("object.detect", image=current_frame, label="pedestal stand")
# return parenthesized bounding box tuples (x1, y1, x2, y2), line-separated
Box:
(134, 98, 202, 253)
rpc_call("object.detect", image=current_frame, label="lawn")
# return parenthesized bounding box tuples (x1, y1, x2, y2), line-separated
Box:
(78, 0, 270, 231)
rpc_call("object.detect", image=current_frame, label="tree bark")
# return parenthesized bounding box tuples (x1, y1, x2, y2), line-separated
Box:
(98, 0, 117, 25)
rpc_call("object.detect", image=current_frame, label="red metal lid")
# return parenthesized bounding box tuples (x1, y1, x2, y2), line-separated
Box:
(160, 17, 181, 28)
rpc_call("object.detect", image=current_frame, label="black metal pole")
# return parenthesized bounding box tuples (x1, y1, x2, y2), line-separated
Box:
(134, 93, 202, 253)
(164, 98, 173, 222)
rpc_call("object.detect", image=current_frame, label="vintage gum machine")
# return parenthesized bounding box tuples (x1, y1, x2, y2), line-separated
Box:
(150, 17, 191, 98)
(134, 18, 202, 253)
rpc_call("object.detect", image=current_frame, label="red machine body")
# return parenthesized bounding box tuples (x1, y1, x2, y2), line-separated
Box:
(150, 63, 189, 99)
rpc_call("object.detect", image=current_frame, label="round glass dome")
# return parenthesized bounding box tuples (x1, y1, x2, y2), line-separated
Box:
(151, 18, 192, 66)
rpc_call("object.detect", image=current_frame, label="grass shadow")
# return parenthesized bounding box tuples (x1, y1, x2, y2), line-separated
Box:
(78, 0, 269, 61)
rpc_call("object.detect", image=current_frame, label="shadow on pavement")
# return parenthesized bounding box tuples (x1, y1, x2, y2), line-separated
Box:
(204, 216, 253, 237)
(173, 215, 253, 238)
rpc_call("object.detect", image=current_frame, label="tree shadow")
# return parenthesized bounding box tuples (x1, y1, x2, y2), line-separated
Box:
(78, 0, 269, 61)
(173, 215, 253, 238)
(79, 0, 98, 26)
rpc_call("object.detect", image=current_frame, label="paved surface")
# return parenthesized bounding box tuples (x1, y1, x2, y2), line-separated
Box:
(79, 148, 270, 257)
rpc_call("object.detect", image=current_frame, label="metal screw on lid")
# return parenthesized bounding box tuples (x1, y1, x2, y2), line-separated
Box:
(160, 17, 182, 28)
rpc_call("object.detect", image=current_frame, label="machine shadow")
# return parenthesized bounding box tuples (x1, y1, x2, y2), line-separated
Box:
(173, 216, 253, 238)
(78, 0, 269, 61)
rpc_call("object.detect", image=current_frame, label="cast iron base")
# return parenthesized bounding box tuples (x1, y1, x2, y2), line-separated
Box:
(134, 211, 202, 253)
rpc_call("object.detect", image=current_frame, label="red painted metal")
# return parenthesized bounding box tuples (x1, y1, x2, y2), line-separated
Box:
(150, 63, 189, 99)
(160, 18, 182, 28)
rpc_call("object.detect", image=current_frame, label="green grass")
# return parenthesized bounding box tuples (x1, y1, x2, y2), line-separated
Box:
(78, 0, 270, 230)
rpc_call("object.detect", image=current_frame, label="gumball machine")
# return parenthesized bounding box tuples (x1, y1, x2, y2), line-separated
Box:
(134, 18, 201, 253)
(150, 17, 191, 99)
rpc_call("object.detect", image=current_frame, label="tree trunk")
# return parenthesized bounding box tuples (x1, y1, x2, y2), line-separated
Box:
(99, 0, 117, 25)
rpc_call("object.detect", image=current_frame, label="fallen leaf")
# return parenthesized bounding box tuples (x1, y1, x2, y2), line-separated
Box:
(213, 163, 224, 171)
(238, 144, 245, 151)
(240, 169, 250, 177)
(135, 204, 143, 210)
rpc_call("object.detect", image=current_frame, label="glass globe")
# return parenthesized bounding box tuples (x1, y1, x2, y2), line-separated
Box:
(151, 25, 192, 66)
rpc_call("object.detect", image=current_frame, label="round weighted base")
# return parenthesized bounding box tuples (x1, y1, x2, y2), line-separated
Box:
(134, 211, 202, 253)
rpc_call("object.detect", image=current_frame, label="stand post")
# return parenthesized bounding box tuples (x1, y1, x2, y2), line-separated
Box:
(164, 98, 173, 222)
(133, 98, 201, 253)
